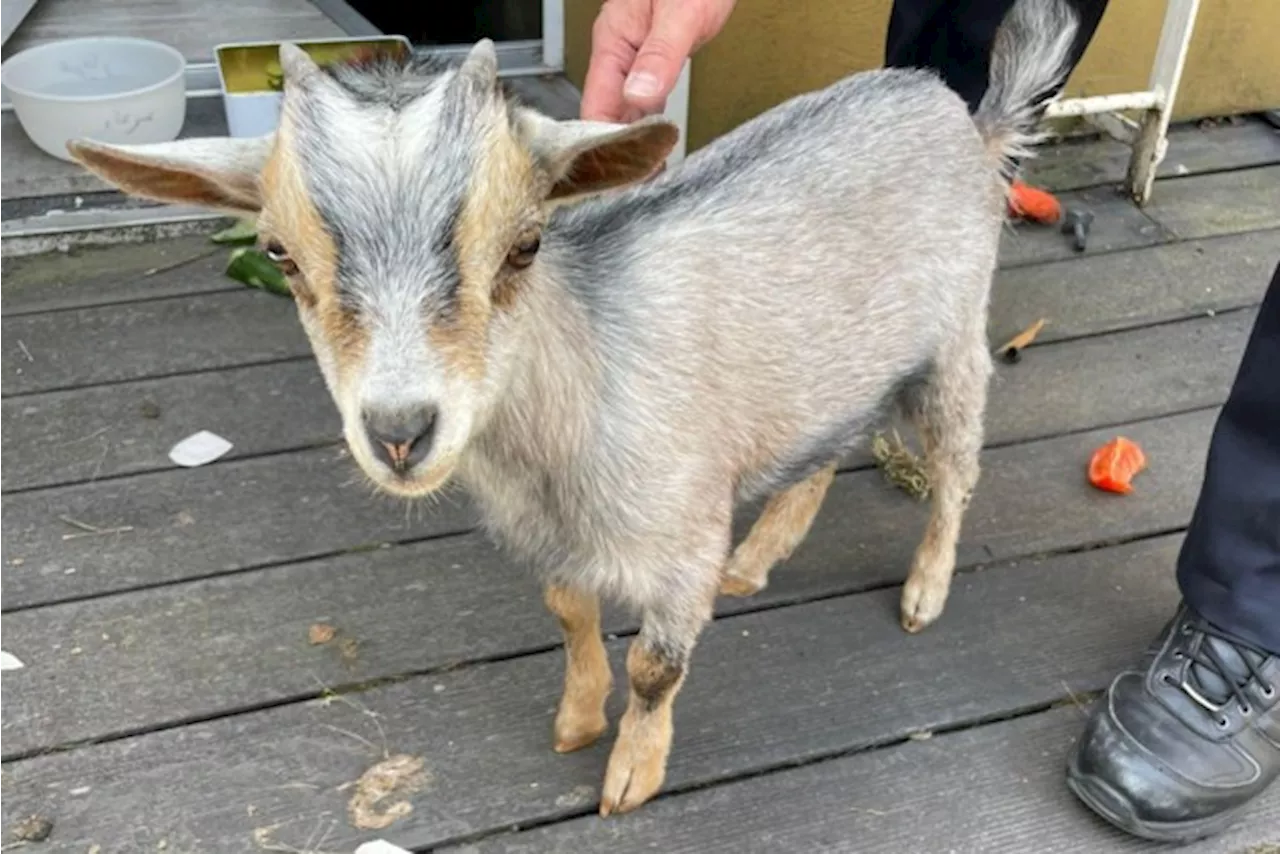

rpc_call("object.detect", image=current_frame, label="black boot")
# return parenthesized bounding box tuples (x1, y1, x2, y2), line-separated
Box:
(1067, 603, 1280, 842)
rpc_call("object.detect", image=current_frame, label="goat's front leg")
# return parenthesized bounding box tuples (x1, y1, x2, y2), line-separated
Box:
(599, 588, 714, 816)
(545, 585, 612, 753)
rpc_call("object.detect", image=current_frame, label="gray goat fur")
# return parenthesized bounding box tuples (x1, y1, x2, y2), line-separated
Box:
(65, 0, 1079, 814)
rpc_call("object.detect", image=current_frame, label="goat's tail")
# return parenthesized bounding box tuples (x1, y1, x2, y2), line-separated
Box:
(973, 0, 1080, 177)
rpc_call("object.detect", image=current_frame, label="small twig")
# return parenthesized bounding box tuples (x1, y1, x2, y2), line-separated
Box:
(66, 426, 110, 446)
(309, 674, 390, 758)
(320, 723, 380, 753)
(142, 247, 221, 278)
(59, 515, 103, 533)
(58, 515, 135, 540)
(16, 340, 34, 362)
(1061, 680, 1089, 716)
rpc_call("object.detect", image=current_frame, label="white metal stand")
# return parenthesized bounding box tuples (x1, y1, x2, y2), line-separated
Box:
(541, 0, 564, 71)
(663, 59, 692, 166)
(1042, 0, 1201, 205)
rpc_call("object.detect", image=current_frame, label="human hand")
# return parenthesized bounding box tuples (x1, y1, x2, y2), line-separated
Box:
(581, 0, 737, 123)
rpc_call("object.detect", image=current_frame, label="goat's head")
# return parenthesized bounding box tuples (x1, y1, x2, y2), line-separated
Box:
(68, 41, 678, 496)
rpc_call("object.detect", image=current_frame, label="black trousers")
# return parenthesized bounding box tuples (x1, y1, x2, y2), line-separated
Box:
(1176, 266, 1280, 653)
(884, 0, 1111, 112)
(886, 0, 1280, 653)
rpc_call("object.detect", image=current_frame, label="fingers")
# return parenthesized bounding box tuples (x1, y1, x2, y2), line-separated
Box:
(620, 1, 703, 116)
(580, 0, 736, 123)
(581, 12, 638, 122)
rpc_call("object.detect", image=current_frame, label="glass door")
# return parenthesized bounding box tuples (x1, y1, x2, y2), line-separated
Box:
(342, 0, 542, 46)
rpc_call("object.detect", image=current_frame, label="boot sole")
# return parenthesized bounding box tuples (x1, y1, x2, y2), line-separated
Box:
(1066, 756, 1245, 844)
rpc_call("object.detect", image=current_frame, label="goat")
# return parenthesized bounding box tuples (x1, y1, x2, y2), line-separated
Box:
(69, 0, 1078, 816)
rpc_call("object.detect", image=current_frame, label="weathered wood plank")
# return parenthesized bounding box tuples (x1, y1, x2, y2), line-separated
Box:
(3, 293, 1252, 492)
(1025, 118, 1280, 194)
(1143, 165, 1280, 241)
(2, 359, 339, 491)
(849, 306, 1250, 470)
(998, 183, 1169, 268)
(985, 309, 1250, 439)
(459, 705, 1280, 854)
(1, 409, 1216, 753)
(1, 289, 308, 397)
(0, 534, 1190, 851)
(0, 235, 233, 314)
(504, 75, 583, 121)
(989, 228, 1278, 347)
(999, 164, 1280, 268)
(0, 443, 477, 611)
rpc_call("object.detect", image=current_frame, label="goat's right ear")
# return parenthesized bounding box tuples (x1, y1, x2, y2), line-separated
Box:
(67, 135, 275, 216)
(515, 110, 679, 202)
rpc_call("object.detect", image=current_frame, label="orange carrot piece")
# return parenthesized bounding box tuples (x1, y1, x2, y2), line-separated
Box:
(1088, 437, 1148, 495)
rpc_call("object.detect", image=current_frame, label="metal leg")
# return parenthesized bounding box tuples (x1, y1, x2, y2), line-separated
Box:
(1125, 0, 1201, 205)
(663, 59, 692, 166)
(542, 0, 565, 70)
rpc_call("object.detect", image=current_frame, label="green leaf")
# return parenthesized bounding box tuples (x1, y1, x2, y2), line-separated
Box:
(225, 247, 292, 298)
(210, 218, 260, 245)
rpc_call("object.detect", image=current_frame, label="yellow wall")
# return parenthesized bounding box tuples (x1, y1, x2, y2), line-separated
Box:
(564, 0, 1280, 152)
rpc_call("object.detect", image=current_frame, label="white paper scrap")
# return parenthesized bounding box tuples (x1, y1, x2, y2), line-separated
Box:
(1, 651, 26, 671)
(168, 431, 233, 467)
(354, 842, 412, 854)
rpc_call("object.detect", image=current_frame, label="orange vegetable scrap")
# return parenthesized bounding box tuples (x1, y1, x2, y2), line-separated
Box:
(1008, 180, 1063, 224)
(1088, 437, 1148, 495)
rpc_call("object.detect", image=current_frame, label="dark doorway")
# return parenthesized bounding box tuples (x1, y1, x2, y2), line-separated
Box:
(345, 1, 542, 46)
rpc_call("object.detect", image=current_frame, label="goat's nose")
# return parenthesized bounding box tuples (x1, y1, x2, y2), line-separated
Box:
(362, 406, 437, 472)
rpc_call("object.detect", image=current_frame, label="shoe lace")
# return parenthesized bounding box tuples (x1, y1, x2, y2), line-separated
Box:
(1176, 618, 1276, 719)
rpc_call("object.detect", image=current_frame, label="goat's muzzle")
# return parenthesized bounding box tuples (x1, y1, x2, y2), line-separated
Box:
(362, 405, 438, 475)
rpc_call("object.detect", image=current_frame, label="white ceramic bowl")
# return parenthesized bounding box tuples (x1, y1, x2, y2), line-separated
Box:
(1, 36, 186, 161)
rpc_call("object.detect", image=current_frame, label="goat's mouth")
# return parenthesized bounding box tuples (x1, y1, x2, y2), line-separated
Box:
(364, 456, 458, 498)
(343, 428, 458, 498)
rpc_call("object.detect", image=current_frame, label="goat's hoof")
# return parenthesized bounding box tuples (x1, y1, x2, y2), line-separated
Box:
(719, 573, 763, 598)
(899, 576, 947, 634)
(599, 738, 668, 816)
(553, 714, 607, 754)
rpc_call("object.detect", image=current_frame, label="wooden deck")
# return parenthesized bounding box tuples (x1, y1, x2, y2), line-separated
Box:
(3, 119, 1280, 853)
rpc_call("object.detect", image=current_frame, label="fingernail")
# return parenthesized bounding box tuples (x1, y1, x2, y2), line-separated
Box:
(624, 71, 661, 99)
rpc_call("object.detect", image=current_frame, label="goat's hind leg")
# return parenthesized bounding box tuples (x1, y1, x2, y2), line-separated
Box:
(900, 332, 991, 633)
(545, 585, 612, 753)
(720, 463, 837, 597)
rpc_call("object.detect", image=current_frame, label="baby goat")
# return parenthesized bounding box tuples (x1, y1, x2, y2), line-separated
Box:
(71, 0, 1078, 816)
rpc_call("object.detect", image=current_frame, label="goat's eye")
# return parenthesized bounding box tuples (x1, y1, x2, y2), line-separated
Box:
(264, 240, 299, 276)
(506, 234, 541, 269)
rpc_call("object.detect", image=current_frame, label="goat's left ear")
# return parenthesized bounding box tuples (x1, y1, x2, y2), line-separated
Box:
(516, 110, 679, 202)
(66, 135, 274, 216)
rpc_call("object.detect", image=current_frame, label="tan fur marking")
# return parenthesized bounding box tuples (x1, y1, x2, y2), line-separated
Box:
(431, 118, 541, 381)
(720, 463, 837, 597)
(544, 586, 612, 753)
(260, 122, 366, 376)
(600, 641, 687, 816)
